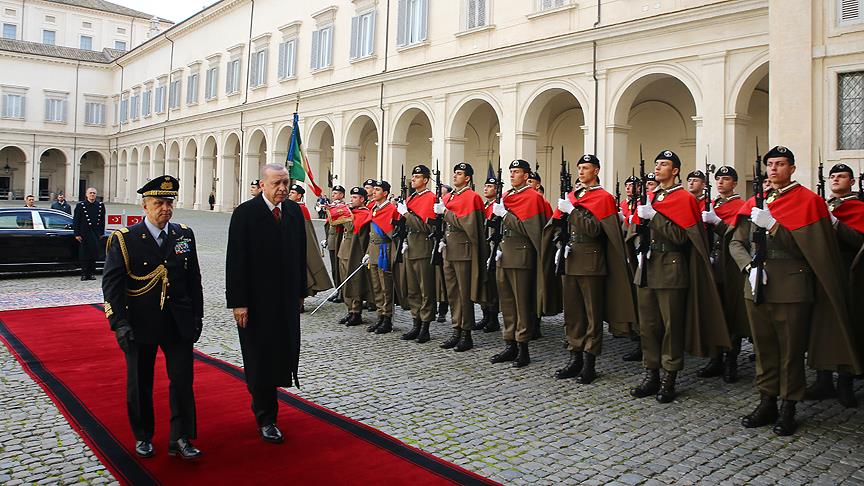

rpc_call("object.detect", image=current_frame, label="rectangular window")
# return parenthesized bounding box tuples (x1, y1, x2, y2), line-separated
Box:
(350, 11, 376, 59)
(141, 90, 151, 117)
(838, 71, 864, 150)
(249, 49, 267, 87)
(311, 26, 333, 70)
(205, 67, 218, 100)
(84, 102, 105, 125)
(396, 0, 428, 47)
(119, 97, 128, 122)
(186, 73, 199, 104)
(130, 94, 139, 119)
(839, 0, 864, 24)
(2, 23, 16, 39)
(80, 35, 93, 50)
(226, 59, 241, 94)
(115, 40, 127, 50)
(154, 85, 165, 114)
(45, 98, 66, 122)
(42, 30, 55, 45)
(278, 39, 296, 79)
(1, 93, 25, 119)
(537, 0, 567, 11)
(465, 0, 487, 30)
(169, 79, 181, 109)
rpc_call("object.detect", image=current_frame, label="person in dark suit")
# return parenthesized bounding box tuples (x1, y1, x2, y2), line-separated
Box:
(51, 193, 71, 214)
(73, 187, 105, 280)
(102, 175, 204, 459)
(226, 164, 307, 444)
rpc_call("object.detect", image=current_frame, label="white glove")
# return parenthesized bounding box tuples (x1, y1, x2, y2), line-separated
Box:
(830, 211, 838, 226)
(750, 207, 776, 230)
(748, 266, 768, 296)
(492, 202, 507, 218)
(618, 211, 625, 223)
(564, 245, 571, 259)
(319, 239, 327, 249)
(397, 201, 408, 215)
(636, 201, 656, 221)
(495, 249, 503, 262)
(557, 198, 574, 215)
(438, 240, 446, 253)
(433, 202, 446, 215)
(702, 209, 721, 225)
(401, 241, 408, 254)
(628, 214, 634, 225)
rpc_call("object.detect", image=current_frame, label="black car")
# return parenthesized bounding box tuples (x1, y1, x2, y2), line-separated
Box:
(0, 207, 110, 274)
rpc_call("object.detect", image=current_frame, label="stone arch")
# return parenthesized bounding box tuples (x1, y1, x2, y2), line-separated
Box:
(153, 143, 166, 176)
(38, 148, 68, 201)
(199, 135, 218, 209)
(220, 132, 242, 210)
(246, 128, 268, 192)
(447, 94, 503, 177)
(167, 141, 181, 177)
(182, 138, 198, 208)
(344, 113, 380, 185)
(0, 145, 27, 200)
(729, 57, 769, 193)
(304, 119, 335, 191)
(391, 105, 434, 177)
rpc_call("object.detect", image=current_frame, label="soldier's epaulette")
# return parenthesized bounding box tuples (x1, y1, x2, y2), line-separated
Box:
(120, 227, 130, 233)
(179, 223, 189, 230)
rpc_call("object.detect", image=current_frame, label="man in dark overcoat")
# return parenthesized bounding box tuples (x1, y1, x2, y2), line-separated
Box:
(73, 187, 105, 280)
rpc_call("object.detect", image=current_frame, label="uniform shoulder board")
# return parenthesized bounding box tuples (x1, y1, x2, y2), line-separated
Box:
(180, 223, 189, 230)
(119, 227, 130, 233)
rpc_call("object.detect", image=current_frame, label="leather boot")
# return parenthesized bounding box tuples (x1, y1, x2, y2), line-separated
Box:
(723, 350, 739, 383)
(474, 308, 489, 331)
(402, 318, 422, 340)
(696, 356, 724, 378)
(512, 342, 530, 368)
(455, 329, 473, 352)
(741, 394, 778, 428)
(490, 341, 518, 363)
(440, 329, 461, 349)
(484, 308, 501, 333)
(804, 370, 837, 400)
(339, 313, 352, 325)
(622, 338, 642, 362)
(374, 315, 393, 334)
(576, 352, 597, 384)
(773, 400, 797, 436)
(837, 372, 858, 408)
(630, 369, 660, 398)
(555, 351, 584, 379)
(416, 322, 431, 344)
(346, 313, 363, 327)
(436, 302, 448, 323)
(367, 315, 384, 332)
(531, 316, 542, 340)
(656, 370, 678, 403)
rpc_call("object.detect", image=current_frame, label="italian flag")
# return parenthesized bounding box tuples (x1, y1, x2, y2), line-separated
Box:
(287, 112, 323, 197)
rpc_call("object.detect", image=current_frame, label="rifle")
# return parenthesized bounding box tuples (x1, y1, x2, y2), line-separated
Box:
(553, 147, 572, 276)
(615, 173, 621, 207)
(486, 160, 504, 272)
(859, 170, 864, 201)
(392, 165, 408, 264)
(751, 140, 766, 305)
(635, 144, 651, 287)
(428, 159, 445, 266)
(704, 157, 717, 260)
(817, 149, 826, 200)
(629, 168, 638, 224)
(311, 255, 370, 315)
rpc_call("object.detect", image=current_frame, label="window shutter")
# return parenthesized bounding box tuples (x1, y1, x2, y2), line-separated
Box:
(289, 40, 296, 77)
(397, 0, 407, 46)
(478, 0, 486, 26)
(419, 0, 429, 41)
(311, 30, 320, 69)
(1, 95, 8, 117)
(839, 0, 861, 22)
(350, 16, 359, 59)
(235, 61, 241, 90)
(278, 42, 287, 78)
(369, 10, 377, 55)
(260, 51, 267, 84)
(250, 52, 259, 86)
(61, 100, 66, 122)
(44, 99, 50, 120)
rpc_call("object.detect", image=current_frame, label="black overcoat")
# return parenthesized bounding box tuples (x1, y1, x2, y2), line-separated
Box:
(226, 194, 307, 388)
(72, 200, 105, 260)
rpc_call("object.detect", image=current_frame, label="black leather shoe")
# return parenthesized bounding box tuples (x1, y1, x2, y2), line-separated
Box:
(416, 322, 431, 343)
(259, 424, 284, 444)
(474, 309, 489, 331)
(346, 313, 363, 327)
(135, 440, 154, 458)
(440, 329, 461, 349)
(367, 315, 384, 333)
(805, 370, 837, 400)
(773, 400, 797, 436)
(402, 319, 422, 340)
(86, 275, 97, 281)
(837, 373, 858, 408)
(339, 313, 352, 325)
(631, 369, 660, 398)
(656, 370, 678, 403)
(483, 312, 500, 333)
(455, 330, 473, 352)
(80, 275, 87, 281)
(555, 351, 584, 379)
(436, 302, 448, 323)
(490, 341, 518, 363)
(576, 352, 598, 384)
(696, 357, 723, 378)
(168, 438, 202, 459)
(513, 342, 530, 368)
(374, 316, 393, 334)
(723, 352, 739, 383)
(622, 340, 642, 362)
(741, 395, 778, 428)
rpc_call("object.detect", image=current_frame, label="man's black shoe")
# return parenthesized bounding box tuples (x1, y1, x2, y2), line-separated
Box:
(631, 369, 660, 398)
(135, 440, 154, 458)
(416, 322, 431, 343)
(367, 315, 384, 332)
(696, 357, 723, 378)
(656, 370, 678, 404)
(440, 329, 461, 349)
(374, 316, 393, 334)
(339, 313, 351, 325)
(555, 350, 583, 379)
(512, 342, 530, 368)
(454, 330, 473, 352)
(259, 424, 284, 444)
(167, 438, 202, 459)
(346, 313, 363, 327)
(773, 400, 797, 436)
(402, 319, 422, 340)
(490, 341, 518, 363)
(741, 395, 778, 428)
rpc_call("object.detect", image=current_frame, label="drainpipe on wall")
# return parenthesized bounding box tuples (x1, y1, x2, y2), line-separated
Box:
(238, 0, 254, 201)
(378, 0, 391, 178)
(20, 0, 25, 40)
(72, 61, 80, 198)
(592, 0, 601, 153)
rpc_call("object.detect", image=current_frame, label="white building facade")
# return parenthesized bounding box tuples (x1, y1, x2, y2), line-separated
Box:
(0, 0, 862, 209)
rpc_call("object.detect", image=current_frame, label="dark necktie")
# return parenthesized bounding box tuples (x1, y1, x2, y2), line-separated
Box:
(158, 230, 167, 248)
(273, 207, 281, 222)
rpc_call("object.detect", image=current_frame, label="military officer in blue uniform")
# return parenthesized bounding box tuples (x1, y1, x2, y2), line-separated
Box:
(101, 176, 204, 460)
(72, 187, 105, 280)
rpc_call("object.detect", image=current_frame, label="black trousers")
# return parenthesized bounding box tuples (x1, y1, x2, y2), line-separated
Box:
(248, 383, 279, 428)
(125, 336, 196, 442)
(80, 259, 96, 277)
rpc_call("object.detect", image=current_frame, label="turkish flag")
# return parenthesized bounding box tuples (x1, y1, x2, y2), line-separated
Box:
(107, 215, 122, 225)
(126, 215, 142, 226)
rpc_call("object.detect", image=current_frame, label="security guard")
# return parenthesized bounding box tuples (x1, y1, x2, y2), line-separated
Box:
(73, 187, 105, 280)
(325, 185, 347, 303)
(366, 180, 400, 334)
(686, 170, 708, 203)
(102, 175, 204, 459)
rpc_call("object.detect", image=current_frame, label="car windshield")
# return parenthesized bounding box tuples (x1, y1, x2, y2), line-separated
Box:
(40, 211, 72, 230)
(0, 211, 34, 229)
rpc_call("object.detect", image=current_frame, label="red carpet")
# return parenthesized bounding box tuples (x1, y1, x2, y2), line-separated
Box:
(0, 304, 497, 485)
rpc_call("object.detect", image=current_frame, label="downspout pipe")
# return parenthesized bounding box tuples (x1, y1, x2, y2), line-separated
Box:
(379, 0, 391, 178)
(592, 0, 601, 152)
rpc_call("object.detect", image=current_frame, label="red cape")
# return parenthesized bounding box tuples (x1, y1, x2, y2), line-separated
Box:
(351, 207, 372, 234)
(407, 190, 436, 223)
(553, 187, 616, 221)
(653, 187, 700, 229)
(833, 198, 864, 233)
(483, 200, 494, 220)
(366, 200, 376, 210)
(444, 188, 484, 218)
(503, 188, 553, 221)
(620, 199, 634, 220)
(738, 184, 828, 231)
(299, 203, 311, 221)
(714, 197, 746, 226)
(371, 202, 399, 234)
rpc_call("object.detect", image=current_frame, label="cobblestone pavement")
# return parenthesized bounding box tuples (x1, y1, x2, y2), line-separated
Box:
(1, 202, 863, 485)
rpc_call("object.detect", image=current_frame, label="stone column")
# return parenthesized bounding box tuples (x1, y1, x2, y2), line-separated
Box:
(499, 84, 518, 166)
(699, 52, 728, 167)
(431, 95, 447, 168)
